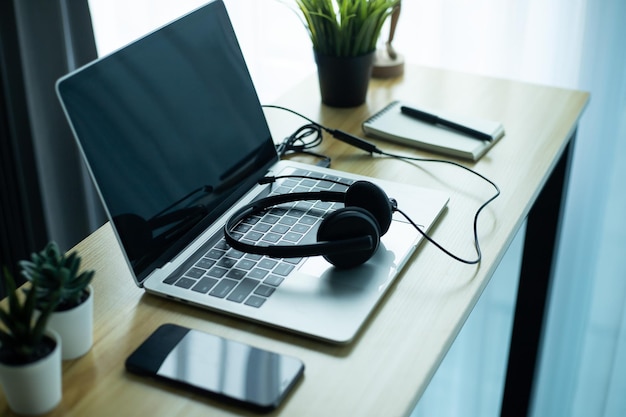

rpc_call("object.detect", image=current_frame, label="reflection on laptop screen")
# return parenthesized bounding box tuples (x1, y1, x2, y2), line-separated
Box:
(57, 1, 277, 281)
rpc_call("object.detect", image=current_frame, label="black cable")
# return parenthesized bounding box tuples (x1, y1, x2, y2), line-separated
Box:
(364, 148, 501, 265)
(262, 104, 501, 265)
(263, 104, 323, 127)
(263, 105, 330, 166)
(276, 124, 322, 153)
(381, 151, 500, 264)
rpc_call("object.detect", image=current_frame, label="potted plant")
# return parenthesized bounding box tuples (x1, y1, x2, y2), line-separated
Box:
(20, 242, 95, 360)
(295, 0, 399, 107)
(0, 268, 62, 415)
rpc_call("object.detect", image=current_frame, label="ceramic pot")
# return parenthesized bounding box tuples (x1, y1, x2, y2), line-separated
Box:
(47, 285, 94, 360)
(0, 331, 62, 415)
(314, 50, 375, 107)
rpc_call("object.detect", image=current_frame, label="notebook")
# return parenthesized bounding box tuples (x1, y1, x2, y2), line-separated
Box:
(363, 100, 505, 160)
(55, 0, 448, 344)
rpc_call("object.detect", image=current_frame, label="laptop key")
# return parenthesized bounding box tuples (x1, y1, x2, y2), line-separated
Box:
(291, 168, 311, 176)
(185, 267, 205, 279)
(261, 214, 280, 224)
(291, 223, 310, 233)
(192, 277, 219, 294)
(283, 232, 303, 243)
(244, 231, 263, 241)
(273, 263, 294, 276)
(175, 277, 196, 289)
(272, 186, 292, 194)
(278, 216, 297, 226)
(258, 259, 278, 269)
(278, 178, 298, 188)
(206, 248, 226, 259)
(299, 215, 318, 225)
(196, 258, 216, 269)
(207, 266, 228, 278)
(214, 240, 230, 250)
(227, 278, 260, 303)
(209, 279, 238, 298)
(270, 224, 290, 234)
(264, 275, 284, 287)
(235, 259, 256, 270)
(254, 284, 275, 297)
(242, 215, 261, 225)
(252, 223, 272, 233)
(283, 257, 303, 265)
(248, 268, 269, 280)
(314, 201, 333, 210)
(226, 249, 245, 259)
(330, 183, 349, 192)
(226, 269, 246, 280)
(295, 201, 314, 210)
(286, 208, 307, 218)
(234, 223, 252, 233)
(163, 274, 180, 284)
(244, 295, 266, 308)
(261, 232, 281, 243)
(217, 257, 237, 268)
(268, 207, 288, 216)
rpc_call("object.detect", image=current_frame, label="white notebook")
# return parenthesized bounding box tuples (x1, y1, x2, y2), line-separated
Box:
(362, 100, 505, 161)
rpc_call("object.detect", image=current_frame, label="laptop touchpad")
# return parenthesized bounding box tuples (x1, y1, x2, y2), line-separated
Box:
(296, 242, 398, 291)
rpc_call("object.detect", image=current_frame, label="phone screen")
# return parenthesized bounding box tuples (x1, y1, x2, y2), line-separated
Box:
(125, 324, 304, 412)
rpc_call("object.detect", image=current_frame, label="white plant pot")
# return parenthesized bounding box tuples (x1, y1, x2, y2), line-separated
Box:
(0, 330, 62, 415)
(47, 285, 94, 360)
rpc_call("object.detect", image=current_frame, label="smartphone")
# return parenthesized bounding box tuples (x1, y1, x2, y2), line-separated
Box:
(125, 323, 304, 413)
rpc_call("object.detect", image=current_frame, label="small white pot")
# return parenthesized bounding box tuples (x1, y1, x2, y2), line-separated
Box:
(47, 285, 94, 360)
(0, 330, 62, 415)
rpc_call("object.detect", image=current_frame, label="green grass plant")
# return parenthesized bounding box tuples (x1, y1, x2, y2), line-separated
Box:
(295, 0, 399, 57)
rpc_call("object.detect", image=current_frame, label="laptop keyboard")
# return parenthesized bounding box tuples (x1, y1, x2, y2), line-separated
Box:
(163, 169, 353, 308)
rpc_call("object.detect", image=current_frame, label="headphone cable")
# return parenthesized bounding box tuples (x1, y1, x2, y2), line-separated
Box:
(263, 105, 330, 167)
(261, 104, 501, 265)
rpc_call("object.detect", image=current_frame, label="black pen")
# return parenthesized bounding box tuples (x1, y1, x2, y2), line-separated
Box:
(400, 105, 493, 141)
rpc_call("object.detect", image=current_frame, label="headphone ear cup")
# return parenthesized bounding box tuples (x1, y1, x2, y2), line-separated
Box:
(317, 207, 380, 268)
(344, 181, 394, 235)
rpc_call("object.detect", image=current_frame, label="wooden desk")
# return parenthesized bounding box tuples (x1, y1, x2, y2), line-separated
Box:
(1, 66, 588, 416)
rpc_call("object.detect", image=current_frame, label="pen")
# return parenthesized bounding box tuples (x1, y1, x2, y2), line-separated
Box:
(400, 105, 493, 141)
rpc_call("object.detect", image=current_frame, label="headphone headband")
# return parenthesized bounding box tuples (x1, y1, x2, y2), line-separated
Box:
(223, 191, 375, 258)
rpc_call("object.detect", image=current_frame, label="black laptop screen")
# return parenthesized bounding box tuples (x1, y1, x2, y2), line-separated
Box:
(57, 0, 277, 282)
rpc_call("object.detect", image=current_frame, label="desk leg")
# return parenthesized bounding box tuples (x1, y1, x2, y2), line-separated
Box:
(500, 137, 575, 417)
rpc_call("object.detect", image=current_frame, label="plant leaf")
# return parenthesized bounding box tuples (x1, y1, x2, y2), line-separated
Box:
(296, 0, 399, 57)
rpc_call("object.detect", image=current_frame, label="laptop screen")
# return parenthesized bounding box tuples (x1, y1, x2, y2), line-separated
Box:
(57, 0, 277, 282)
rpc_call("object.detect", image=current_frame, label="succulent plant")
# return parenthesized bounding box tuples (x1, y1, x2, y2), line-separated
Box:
(20, 241, 94, 312)
(0, 267, 59, 365)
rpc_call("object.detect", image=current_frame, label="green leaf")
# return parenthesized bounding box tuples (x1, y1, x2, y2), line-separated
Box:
(15, 241, 94, 311)
(295, 0, 399, 57)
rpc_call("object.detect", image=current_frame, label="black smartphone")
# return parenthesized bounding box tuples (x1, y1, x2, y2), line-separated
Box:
(125, 323, 304, 413)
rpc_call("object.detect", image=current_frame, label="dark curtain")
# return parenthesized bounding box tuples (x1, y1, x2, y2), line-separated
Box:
(0, 0, 104, 297)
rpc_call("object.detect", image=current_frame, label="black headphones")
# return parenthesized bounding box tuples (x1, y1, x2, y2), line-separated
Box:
(223, 180, 398, 269)
(251, 105, 501, 267)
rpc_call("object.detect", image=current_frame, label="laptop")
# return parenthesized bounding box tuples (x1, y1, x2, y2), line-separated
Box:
(56, 0, 448, 344)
